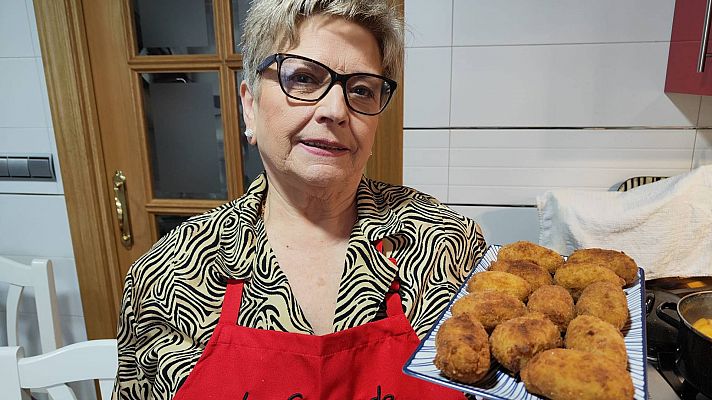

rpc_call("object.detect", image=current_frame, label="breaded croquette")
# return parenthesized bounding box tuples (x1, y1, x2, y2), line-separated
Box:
(451, 291, 527, 332)
(489, 313, 561, 373)
(497, 241, 565, 273)
(554, 262, 625, 299)
(521, 349, 634, 400)
(565, 315, 628, 370)
(576, 281, 630, 330)
(488, 259, 553, 292)
(527, 285, 575, 333)
(567, 248, 638, 285)
(467, 270, 532, 302)
(434, 315, 491, 384)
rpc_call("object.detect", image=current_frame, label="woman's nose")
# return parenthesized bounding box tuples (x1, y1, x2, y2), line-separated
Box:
(315, 84, 349, 126)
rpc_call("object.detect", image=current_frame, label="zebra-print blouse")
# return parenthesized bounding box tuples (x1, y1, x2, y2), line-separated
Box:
(113, 174, 486, 400)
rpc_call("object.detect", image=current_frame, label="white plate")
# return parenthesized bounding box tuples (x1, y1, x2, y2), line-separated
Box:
(403, 245, 648, 400)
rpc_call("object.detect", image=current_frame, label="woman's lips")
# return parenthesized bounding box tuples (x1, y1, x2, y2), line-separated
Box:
(299, 140, 349, 156)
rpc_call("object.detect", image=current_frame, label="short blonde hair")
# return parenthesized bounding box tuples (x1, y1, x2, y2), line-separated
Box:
(241, 0, 404, 97)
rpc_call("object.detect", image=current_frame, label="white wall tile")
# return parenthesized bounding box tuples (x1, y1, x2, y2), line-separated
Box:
(403, 148, 449, 167)
(453, 0, 674, 46)
(449, 205, 539, 245)
(450, 129, 697, 149)
(403, 166, 448, 185)
(693, 130, 712, 168)
(0, 0, 35, 57)
(404, 47, 451, 128)
(447, 129, 695, 205)
(404, 129, 450, 148)
(59, 314, 89, 346)
(448, 185, 568, 206)
(403, 129, 449, 201)
(404, 0, 452, 47)
(0, 127, 52, 153)
(0, 58, 46, 128)
(0, 194, 75, 258)
(450, 43, 700, 128)
(0, 181, 64, 195)
(35, 57, 53, 127)
(449, 164, 688, 187)
(699, 96, 712, 128)
(49, 129, 65, 195)
(25, 0, 42, 57)
(0, 311, 5, 345)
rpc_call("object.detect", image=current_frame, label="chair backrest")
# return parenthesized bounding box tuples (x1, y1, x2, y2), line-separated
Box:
(0, 256, 62, 353)
(0, 340, 118, 400)
(616, 176, 667, 192)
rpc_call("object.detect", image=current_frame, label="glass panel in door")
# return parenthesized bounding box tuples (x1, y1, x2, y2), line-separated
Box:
(133, 0, 216, 55)
(155, 214, 193, 239)
(140, 71, 228, 199)
(232, 0, 251, 53)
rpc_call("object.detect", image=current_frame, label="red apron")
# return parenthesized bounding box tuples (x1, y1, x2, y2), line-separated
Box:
(173, 241, 464, 400)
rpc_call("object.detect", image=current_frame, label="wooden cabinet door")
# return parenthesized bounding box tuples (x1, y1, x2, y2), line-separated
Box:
(665, 0, 712, 94)
(35, 0, 403, 339)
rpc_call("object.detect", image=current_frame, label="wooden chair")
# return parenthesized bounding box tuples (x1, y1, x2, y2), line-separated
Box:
(0, 340, 118, 400)
(616, 176, 667, 192)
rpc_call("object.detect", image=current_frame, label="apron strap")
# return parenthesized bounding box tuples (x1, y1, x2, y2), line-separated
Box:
(374, 239, 405, 318)
(220, 279, 245, 324)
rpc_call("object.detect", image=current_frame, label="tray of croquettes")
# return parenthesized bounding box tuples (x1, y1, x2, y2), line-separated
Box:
(404, 242, 647, 400)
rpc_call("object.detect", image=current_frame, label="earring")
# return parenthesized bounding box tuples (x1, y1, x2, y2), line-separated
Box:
(244, 128, 254, 140)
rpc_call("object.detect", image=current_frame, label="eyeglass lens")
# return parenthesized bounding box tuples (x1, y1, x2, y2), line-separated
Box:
(278, 57, 392, 115)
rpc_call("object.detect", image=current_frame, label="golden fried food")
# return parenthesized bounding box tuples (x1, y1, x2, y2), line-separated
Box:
(497, 241, 565, 273)
(576, 281, 629, 330)
(451, 291, 527, 332)
(489, 313, 561, 373)
(434, 315, 491, 384)
(554, 262, 625, 299)
(521, 348, 634, 400)
(567, 248, 638, 285)
(489, 259, 553, 291)
(527, 285, 575, 333)
(467, 270, 532, 302)
(565, 315, 628, 370)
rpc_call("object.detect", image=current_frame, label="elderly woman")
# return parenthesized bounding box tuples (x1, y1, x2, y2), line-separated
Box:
(114, 0, 485, 399)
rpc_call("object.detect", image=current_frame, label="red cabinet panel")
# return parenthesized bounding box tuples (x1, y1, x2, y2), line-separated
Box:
(665, 0, 712, 95)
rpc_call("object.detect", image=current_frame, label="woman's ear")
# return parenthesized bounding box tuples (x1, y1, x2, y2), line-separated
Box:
(239, 80, 258, 145)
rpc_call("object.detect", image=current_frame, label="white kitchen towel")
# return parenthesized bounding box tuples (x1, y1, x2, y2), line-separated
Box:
(537, 165, 712, 279)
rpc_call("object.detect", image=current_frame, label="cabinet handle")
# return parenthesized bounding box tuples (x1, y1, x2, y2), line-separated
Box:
(113, 170, 133, 248)
(698, 0, 712, 72)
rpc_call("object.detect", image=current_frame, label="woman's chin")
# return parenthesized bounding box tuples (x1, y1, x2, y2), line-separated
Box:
(292, 165, 360, 189)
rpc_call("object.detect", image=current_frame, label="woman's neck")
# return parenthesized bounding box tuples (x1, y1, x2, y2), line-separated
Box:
(263, 175, 359, 242)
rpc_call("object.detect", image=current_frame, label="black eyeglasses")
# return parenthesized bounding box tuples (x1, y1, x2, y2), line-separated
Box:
(256, 53, 397, 116)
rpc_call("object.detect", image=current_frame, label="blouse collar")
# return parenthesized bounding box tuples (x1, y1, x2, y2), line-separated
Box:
(214, 173, 410, 280)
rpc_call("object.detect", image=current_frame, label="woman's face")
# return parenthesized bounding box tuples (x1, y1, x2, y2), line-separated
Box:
(240, 15, 383, 190)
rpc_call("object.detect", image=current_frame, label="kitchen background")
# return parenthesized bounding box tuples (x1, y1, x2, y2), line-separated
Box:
(1, 0, 711, 376)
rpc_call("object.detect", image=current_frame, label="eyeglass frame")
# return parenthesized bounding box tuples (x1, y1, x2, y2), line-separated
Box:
(255, 53, 398, 116)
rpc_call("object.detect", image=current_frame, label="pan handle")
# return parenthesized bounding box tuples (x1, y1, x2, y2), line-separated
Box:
(645, 293, 655, 315)
(656, 301, 682, 329)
